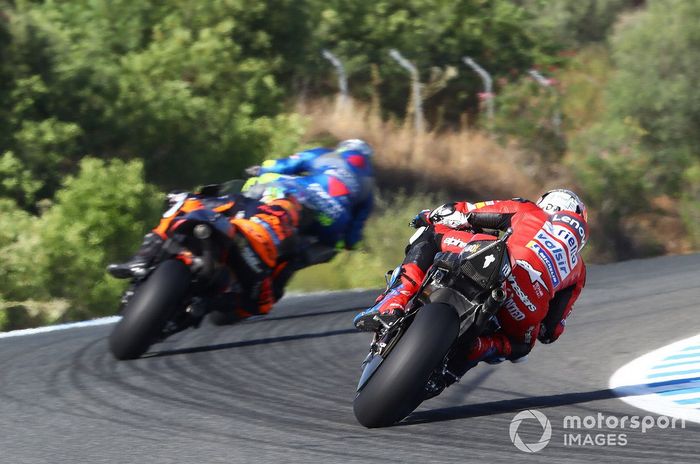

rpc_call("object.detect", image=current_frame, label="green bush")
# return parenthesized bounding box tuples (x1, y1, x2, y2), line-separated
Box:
(523, 0, 638, 47)
(492, 76, 566, 163)
(2, 0, 306, 193)
(0, 151, 41, 208)
(0, 197, 46, 301)
(605, 1, 700, 195)
(38, 158, 162, 319)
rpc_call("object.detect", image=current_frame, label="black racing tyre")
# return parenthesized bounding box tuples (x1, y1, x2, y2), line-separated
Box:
(353, 303, 460, 428)
(109, 260, 191, 360)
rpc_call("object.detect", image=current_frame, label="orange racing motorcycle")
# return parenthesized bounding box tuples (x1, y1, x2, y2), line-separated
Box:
(108, 184, 335, 360)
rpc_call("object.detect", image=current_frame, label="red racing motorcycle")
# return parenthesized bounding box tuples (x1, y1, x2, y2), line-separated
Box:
(353, 229, 513, 427)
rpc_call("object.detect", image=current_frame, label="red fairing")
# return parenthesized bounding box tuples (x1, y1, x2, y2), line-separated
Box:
(451, 199, 587, 345)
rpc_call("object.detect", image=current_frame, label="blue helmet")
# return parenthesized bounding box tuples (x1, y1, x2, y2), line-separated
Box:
(336, 139, 373, 158)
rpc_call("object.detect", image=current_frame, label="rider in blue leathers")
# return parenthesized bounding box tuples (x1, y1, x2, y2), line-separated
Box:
(245, 139, 375, 251)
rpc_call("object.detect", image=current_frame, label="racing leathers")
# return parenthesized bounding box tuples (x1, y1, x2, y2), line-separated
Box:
(353, 198, 587, 374)
(255, 146, 374, 250)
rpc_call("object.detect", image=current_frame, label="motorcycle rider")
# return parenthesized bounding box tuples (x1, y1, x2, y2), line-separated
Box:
(244, 138, 374, 251)
(353, 189, 587, 378)
(108, 139, 374, 318)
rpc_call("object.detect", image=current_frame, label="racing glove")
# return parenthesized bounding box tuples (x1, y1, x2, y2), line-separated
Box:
(410, 209, 431, 228)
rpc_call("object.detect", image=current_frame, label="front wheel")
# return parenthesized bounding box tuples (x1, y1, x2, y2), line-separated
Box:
(353, 303, 460, 428)
(109, 259, 191, 360)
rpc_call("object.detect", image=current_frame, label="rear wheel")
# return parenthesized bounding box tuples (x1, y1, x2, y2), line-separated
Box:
(353, 303, 460, 428)
(109, 260, 191, 360)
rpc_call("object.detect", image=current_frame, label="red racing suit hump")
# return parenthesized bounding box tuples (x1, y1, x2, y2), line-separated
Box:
(430, 198, 587, 344)
(448, 199, 587, 296)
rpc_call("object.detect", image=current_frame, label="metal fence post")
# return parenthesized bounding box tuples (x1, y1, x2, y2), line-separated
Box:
(321, 49, 349, 111)
(389, 49, 425, 133)
(462, 56, 494, 121)
(528, 69, 562, 134)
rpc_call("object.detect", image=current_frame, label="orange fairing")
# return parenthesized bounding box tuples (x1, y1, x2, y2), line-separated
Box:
(153, 198, 205, 239)
(213, 202, 235, 214)
(230, 218, 278, 268)
(265, 198, 301, 227)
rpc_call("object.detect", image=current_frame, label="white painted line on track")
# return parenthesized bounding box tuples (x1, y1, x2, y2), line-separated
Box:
(0, 288, 374, 339)
(0, 316, 121, 339)
(610, 333, 700, 424)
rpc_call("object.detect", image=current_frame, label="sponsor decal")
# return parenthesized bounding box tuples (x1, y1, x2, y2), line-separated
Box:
(483, 254, 496, 268)
(534, 230, 571, 279)
(504, 298, 526, 321)
(533, 282, 545, 298)
(306, 183, 344, 219)
(444, 236, 469, 248)
(508, 275, 537, 312)
(552, 212, 586, 245)
(466, 243, 481, 253)
(501, 260, 512, 279)
(528, 241, 560, 288)
(516, 259, 549, 292)
(473, 200, 495, 209)
(552, 224, 579, 268)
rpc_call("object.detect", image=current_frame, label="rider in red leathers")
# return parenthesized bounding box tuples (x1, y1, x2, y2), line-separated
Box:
(353, 189, 588, 376)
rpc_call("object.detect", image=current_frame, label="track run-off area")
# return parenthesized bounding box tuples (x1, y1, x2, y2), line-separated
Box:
(1, 254, 699, 463)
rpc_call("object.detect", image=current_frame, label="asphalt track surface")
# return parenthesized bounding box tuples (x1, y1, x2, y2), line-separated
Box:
(1, 254, 700, 463)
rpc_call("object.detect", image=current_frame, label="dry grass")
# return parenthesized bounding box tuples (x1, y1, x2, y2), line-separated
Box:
(299, 99, 544, 200)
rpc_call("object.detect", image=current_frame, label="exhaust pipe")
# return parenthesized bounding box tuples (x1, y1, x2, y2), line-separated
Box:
(475, 287, 507, 329)
(485, 287, 507, 314)
(194, 224, 215, 278)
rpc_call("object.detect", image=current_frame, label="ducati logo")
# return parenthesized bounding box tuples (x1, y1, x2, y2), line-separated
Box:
(483, 254, 495, 268)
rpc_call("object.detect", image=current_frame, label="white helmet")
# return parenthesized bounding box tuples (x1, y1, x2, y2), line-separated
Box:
(536, 189, 588, 222)
(336, 139, 373, 157)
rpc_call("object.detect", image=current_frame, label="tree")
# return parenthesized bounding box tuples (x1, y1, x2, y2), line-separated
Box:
(2, 0, 306, 194)
(607, 0, 700, 194)
(522, 0, 641, 48)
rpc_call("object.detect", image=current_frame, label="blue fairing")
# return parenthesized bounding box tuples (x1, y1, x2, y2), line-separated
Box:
(260, 147, 374, 247)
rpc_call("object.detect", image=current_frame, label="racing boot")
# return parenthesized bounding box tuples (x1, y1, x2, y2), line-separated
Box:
(445, 333, 515, 381)
(467, 333, 513, 365)
(353, 263, 424, 332)
(107, 232, 164, 279)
